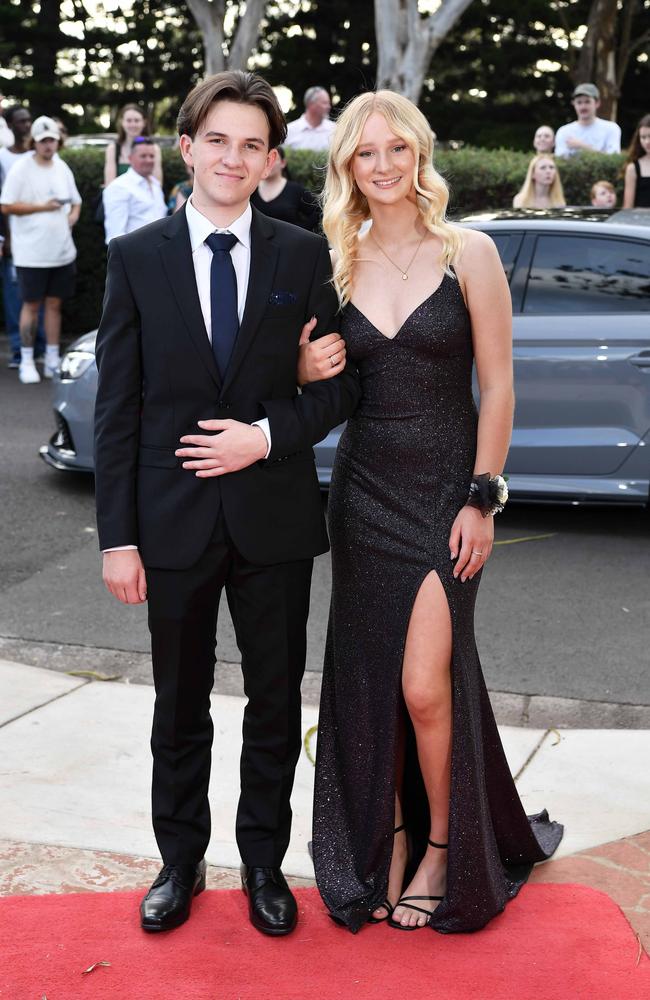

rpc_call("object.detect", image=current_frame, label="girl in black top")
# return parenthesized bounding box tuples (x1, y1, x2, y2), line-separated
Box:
(251, 147, 320, 231)
(623, 114, 650, 208)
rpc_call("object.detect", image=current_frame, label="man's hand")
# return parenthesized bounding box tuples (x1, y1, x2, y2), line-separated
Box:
(42, 198, 63, 212)
(176, 420, 268, 477)
(102, 550, 147, 604)
(566, 137, 594, 151)
(68, 204, 81, 228)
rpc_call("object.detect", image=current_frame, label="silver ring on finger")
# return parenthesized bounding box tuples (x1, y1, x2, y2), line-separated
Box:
(472, 550, 483, 556)
(330, 354, 337, 367)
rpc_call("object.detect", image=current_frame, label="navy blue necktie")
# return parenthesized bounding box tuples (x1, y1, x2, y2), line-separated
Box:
(205, 232, 239, 378)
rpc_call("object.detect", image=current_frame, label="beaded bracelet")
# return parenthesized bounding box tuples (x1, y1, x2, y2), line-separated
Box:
(466, 473, 509, 517)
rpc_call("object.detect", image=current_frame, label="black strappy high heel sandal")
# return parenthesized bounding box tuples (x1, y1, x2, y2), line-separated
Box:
(368, 824, 407, 924)
(388, 839, 448, 930)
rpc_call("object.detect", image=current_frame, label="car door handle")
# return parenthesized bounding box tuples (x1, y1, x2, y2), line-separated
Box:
(629, 352, 650, 368)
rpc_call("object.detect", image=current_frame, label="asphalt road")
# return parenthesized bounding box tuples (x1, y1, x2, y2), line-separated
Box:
(1, 353, 649, 716)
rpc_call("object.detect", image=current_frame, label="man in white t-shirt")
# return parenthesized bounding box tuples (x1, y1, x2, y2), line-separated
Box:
(284, 86, 335, 152)
(102, 137, 167, 244)
(0, 105, 47, 369)
(555, 83, 621, 158)
(0, 115, 81, 384)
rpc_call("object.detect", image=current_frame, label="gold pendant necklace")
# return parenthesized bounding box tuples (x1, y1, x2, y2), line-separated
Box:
(370, 229, 426, 280)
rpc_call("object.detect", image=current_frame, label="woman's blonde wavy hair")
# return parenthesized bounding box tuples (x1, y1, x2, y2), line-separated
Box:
(322, 90, 463, 306)
(512, 154, 566, 209)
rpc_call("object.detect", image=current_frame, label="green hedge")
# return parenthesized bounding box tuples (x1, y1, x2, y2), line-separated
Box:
(286, 146, 626, 215)
(51, 145, 625, 339)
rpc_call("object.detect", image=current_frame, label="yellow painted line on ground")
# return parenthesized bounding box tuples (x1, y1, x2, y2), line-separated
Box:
(494, 532, 557, 546)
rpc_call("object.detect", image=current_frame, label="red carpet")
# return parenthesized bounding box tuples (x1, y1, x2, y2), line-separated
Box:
(0, 884, 647, 1000)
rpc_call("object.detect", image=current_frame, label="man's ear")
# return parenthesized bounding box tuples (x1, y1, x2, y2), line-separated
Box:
(179, 134, 193, 168)
(261, 147, 279, 181)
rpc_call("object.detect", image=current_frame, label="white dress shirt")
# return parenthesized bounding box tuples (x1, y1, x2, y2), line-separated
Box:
(185, 195, 251, 327)
(103, 197, 272, 552)
(184, 196, 271, 455)
(103, 167, 167, 243)
(284, 114, 336, 152)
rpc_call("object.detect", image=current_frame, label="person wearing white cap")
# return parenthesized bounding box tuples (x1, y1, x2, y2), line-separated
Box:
(555, 83, 621, 158)
(0, 115, 81, 384)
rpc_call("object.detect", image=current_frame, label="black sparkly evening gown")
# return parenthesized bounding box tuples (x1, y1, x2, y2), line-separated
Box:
(312, 271, 563, 933)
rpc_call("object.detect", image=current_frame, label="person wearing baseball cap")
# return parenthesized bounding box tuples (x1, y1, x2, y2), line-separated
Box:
(0, 105, 47, 369)
(30, 115, 60, 142)
(555, 82, 621, 158)
(0, 113, 81, 383)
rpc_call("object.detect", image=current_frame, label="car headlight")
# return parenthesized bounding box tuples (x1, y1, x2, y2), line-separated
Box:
(59, 350, 95, 380)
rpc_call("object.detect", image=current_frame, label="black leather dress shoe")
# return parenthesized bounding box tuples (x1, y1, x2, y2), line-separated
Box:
(140, 859, 207, 932)
(241, 865, 298, 936)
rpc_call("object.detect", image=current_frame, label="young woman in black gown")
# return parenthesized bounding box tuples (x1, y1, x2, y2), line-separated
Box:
(299, 91, 562, 933)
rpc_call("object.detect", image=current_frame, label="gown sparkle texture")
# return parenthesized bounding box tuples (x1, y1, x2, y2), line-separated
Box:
(312, 271, 563, 933)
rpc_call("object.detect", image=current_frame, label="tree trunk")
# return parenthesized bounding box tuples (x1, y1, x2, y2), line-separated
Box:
(374, 0, 475, 104)
(574, 0, 619, 119)
(228, 0, 266, 69)
(185, 0, 266, 76)
(186, 0, 226, 76)
(616, 0, 650, 109)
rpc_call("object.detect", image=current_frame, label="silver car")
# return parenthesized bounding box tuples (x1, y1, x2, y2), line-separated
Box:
(41, 208, 650, 504)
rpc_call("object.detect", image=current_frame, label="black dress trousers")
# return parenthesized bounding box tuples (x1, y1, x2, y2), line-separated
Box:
(145, 509, 313, 868)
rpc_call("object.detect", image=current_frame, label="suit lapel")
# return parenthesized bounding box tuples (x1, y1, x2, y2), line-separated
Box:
(221, 208, 279, 395)
(158, 206, 221, 389)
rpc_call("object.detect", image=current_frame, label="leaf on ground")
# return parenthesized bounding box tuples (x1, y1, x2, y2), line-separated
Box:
(82, 960, 111, 975)
(67, 670, 122, 681)
(304, 724, 318, 766)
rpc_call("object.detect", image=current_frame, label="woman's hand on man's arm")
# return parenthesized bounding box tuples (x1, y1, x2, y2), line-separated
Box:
(297, 316, 347, 385)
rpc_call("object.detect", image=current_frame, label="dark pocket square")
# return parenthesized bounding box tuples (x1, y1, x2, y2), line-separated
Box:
(269, 291, 297, 306)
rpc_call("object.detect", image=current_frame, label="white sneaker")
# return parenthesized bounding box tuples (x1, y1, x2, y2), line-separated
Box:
(19, 359, 41, 384)
(43, 356, 59, 379)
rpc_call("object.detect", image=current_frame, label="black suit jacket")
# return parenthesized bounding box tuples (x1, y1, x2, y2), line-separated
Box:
(94, 205, 360, 569)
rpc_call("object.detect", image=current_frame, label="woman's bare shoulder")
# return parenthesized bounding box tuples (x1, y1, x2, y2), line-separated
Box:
(454, 225, 499, 268)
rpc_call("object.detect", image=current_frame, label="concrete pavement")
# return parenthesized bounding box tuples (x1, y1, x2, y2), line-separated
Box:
(1, 655, 649, 952)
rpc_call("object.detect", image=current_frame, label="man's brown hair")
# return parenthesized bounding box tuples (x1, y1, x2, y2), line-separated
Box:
(177, 71, 287, 149)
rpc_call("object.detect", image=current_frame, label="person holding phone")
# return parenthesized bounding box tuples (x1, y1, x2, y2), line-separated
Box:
(0, 116, 81, 384)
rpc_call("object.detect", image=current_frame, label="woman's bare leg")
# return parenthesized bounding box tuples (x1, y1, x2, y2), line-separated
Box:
(391, 570, 452, 928)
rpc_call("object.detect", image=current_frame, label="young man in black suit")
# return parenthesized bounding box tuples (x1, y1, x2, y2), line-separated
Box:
(94, 72, 359, 936)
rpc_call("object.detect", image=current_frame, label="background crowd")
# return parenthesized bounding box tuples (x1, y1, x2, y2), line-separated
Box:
(0, 78, 649, 385)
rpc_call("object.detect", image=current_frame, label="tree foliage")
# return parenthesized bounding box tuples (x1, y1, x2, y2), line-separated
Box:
(0, 0, 647, 145)
(259, 0, 377, 110)
(417, 0, 650, 148)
